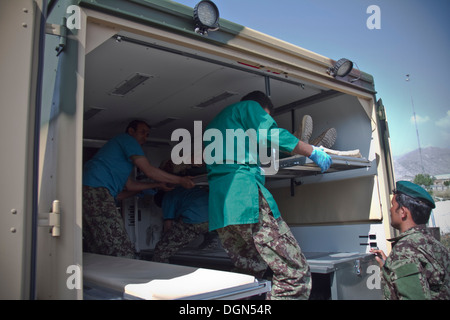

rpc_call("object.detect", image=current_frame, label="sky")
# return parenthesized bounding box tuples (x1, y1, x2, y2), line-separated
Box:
(175, 0, 450, 157)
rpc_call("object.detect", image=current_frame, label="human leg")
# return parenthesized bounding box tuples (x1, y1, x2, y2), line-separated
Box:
(217, 225, 267, 278)
(152, 220, 208, 263)
(82, 186, 136, 258)
(253, 190, 312, 300)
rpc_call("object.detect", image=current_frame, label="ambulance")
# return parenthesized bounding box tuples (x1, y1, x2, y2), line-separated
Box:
(0, 0, 395, 300)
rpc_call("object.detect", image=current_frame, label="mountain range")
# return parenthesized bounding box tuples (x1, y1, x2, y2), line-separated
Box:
(393, 147, 450, 181)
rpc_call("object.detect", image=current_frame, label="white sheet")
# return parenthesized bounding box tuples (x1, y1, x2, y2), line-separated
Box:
(83, 253, 256, 300)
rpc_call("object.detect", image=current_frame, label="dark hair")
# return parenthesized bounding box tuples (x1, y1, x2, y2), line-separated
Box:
(394, 191, 432, 224)
(241, 91, 274, 114)
(125, 120, 150, 133)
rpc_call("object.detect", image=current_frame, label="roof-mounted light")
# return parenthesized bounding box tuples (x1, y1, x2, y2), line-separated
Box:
(327, 58, 354, 78)
(193, 0, 220, 36)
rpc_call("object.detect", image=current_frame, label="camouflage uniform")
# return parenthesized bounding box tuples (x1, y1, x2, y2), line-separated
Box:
(83, 186, 136, 259)
(217, 189, 311, 300)
(152, 220, 209, 263)
(381, 225, 450, 300)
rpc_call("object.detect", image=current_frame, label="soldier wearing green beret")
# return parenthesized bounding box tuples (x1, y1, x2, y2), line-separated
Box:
(371, 181, 450, 300)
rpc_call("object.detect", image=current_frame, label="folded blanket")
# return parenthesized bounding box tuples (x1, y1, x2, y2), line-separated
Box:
(321, 147, 362, 158)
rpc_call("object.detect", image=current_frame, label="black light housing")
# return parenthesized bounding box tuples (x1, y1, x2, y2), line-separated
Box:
(328, 58, 354, 78)
(193, 0, 220, 35)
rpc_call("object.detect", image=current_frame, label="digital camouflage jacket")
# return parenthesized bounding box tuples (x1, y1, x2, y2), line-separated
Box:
(381, 225, 450, 300)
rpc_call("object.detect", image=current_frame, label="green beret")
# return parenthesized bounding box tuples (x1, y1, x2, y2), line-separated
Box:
(396, 181, 435, 208)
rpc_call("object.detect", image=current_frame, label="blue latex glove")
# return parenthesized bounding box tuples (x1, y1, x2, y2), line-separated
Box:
(308, 146, 332, 173)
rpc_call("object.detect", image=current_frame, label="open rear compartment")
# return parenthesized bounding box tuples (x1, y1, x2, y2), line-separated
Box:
(81, 6, 390, 299)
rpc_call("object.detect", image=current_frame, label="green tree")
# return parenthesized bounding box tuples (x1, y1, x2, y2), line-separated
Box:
(413, 173, 435, 187)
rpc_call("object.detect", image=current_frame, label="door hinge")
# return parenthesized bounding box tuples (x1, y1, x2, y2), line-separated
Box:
(38, 200, 61, 237)
(45, 18, 67, 56)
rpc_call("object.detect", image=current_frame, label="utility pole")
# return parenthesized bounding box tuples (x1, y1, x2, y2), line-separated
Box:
(406, 74, 425, 174)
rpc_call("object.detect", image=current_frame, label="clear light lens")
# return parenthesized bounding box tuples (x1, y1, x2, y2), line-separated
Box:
(196, 1, 218, 27)
(337, 60, 352, 77)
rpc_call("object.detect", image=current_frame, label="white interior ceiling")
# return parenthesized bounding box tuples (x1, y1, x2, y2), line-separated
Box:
(83, 31, 326, 143)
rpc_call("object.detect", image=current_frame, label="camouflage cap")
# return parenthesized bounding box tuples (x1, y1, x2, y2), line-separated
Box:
(396, 180, 435, 209)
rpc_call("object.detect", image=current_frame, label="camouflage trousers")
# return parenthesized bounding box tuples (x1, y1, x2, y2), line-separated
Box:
(152, 220, 209, 263)
(82, 186, 136, 259)
(217, 190, 311, 300)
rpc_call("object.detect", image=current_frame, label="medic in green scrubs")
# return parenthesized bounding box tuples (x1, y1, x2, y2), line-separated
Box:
(204, 91, 332, 299)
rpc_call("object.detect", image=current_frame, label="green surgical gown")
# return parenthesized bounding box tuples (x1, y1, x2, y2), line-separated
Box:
(205, 100, 299, 231)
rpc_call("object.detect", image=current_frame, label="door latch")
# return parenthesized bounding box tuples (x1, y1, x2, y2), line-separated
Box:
(354, 259, 362, 276)
(38, 200, 61, 237)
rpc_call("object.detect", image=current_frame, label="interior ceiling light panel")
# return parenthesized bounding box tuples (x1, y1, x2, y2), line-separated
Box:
(109, 72, 152, 97)
(84, 107, 105, 120)
(192, 91, 237, 109)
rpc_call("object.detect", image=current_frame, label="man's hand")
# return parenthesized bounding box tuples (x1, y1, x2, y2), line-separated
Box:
(370, 248, 387, 268)
(179, 176, 195, 189)
(308, 146, 332, 172)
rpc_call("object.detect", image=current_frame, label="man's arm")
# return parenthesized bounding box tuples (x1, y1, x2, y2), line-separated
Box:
(124, 177, 169, 192)
(116, 178, 171, 200)
(372, 248, 429, 300)
(131, 156, 195, 189)
(291, 140, 313, 157)
(393, 263, 429, 300)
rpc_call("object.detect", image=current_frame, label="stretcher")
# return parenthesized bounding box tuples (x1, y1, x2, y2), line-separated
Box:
(83, 253, 270, 300)
(191, 153, 371, 182)
(272, 153, 371, 175)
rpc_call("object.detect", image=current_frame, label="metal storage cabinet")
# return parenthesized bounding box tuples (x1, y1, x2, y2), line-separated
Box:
(307, 252, 382, 300)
